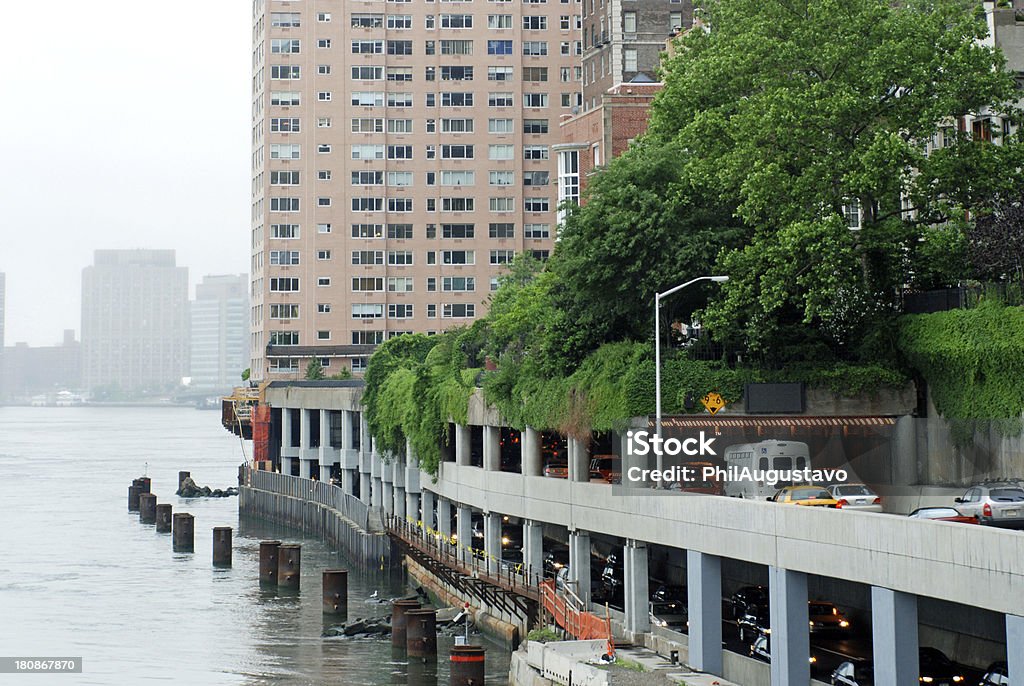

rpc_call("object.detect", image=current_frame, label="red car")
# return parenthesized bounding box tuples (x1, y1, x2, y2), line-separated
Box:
(907, 507, 979, 524)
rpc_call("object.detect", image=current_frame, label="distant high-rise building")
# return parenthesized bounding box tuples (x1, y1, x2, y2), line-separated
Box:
(81, 250, 189, 395)
(248, 0, 581, 381)
(190, 274, 250, 391)
(2, 330, 81, 400)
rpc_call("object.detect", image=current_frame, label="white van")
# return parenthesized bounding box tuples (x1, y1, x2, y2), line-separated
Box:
(723, 440, 811, 500)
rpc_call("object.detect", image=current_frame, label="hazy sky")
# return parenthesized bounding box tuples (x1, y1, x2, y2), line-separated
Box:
(1, 1, 252, 346)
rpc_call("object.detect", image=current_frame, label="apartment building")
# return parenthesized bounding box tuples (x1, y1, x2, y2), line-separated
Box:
(580, 0, 691, 112)
(81, 250, 189, 395)
(191, 274, 250, 391)
(249, 0, 583, 381)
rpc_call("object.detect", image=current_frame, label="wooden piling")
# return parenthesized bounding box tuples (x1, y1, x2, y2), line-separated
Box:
(277, 543, 301, 588)
(172, 512, 194, 552)
(322, 569, 348, 615)
(139, 493, 157, 524)
(259, 540, 281, 584)
(155, 504, 173, 532)
(212, 527, 232, 566)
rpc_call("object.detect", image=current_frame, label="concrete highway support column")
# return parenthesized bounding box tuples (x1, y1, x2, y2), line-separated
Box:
(768, 566, 810, 686)
(687, 550, 723, 675)
(483, 426, 501, 472)
(299, 409, 313, 479)
(569, 530, 591, 605)
(319, 409, 333, 481)
(568, 436, 590, 482)
(1008, 614, 1024, 684)
(280, 408, 294, 475)
(421, 489, 436, 531)
(457, 505, 473, 564)
(372, 475, 383, 508)
(871, 587, 919, 686)
(455, 424, 472, 466)
(438, 498, 453, 539)
(523, 520, 545, 584)
(394, 460, 407, 519)
(406, 490, 421, 525)
(623, 540, 650, 636)
(483, 512, 502, 575)
(522, 427, 542, 477)
(382, 460, 394, 516)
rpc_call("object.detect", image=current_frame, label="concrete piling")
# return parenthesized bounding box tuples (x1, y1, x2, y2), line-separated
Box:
(259, 540, 281, 584)
(139, 493, 157, 524)
(212, 527, 232, 566)
(449, 645, 485, 686)
(277, 543, 301, 588)
(155, 504, 173, 533)
(322, 569, 348, 615)
(172, 512, 195, 552)
(128, 485, 140, 512)
(391, 599, 422, 648)
(406, 608, 438, 658)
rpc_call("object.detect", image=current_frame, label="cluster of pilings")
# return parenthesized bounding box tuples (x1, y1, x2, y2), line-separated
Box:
(257, 540, 484, 684)
(127, 472, 232, 565)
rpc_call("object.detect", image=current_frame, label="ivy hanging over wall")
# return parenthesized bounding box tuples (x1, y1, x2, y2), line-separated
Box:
(898, 301, 1024, 441)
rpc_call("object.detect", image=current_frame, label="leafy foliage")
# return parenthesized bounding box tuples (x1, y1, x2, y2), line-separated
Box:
(305, 359, 325, 380)
(968, 193, 1024, 281)
(899, 302, 1024, 439)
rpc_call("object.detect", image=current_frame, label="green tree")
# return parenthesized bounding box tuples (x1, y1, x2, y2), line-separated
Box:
(647, 0, 1024, 360)
(305, 359, 325, 380)
(551, 140, 746, 367)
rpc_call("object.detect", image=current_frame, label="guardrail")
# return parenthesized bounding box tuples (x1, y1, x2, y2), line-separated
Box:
(385, 513, 543, 599)
(540, 579, 614, 655)
(245, 467, 369, 531)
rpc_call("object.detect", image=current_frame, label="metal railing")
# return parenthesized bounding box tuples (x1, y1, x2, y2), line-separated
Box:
(384, 513, 544, 599)
(244, 467, 370, 531)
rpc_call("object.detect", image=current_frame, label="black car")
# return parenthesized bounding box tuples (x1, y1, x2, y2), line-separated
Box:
(650, 583, 686, 604)
(918, 647, 965, 685)
(732, 585, 769, 619)
(737, 604, 770, 643)
(831, 659, 874, 686)
(980, 660, 1008, 685)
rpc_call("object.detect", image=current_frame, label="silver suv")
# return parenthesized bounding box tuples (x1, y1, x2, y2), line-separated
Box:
(954, 482, 1024, 529)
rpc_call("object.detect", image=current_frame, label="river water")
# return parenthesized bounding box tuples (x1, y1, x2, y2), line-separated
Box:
(0, 407, 510, 685)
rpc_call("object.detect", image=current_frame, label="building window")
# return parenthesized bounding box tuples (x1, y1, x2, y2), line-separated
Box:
(318, 303, 332, 314)
(489, 222, 515, 238)
(352, 224, 383, 239)
(489, 92, 514, 107)
(388, 250, 415, 265)
(489, 197, 515, 212)
(269, 250, 300, 265)
(442, 250, 475, 265)
(317, 331, 331, 341)
(624, 47, 638, 72)
(488, 118, 514, 134)
(523, 41, 548, 56)
(352, 331, 384, 345)
(352, 250, 385, 265)
(525, 223, 550, 239)
(352, 277, 385, 292)
(317, 277, 332, 287)
(388, 304, 414, 319)
(623, 11, 637, 33)
(270, 224, 300, 239)
(353, 118, 385, 133)
(488, 39, 513, 54)
(318, 197, 332, 207)
(351, 304, 385, 319)
(523, 93, 548, 108)
(388, 277, 415, 292)
(490, 249, 515, 265)
(318, 223, 332, 234)
(488, 15, 513, 29)
(388, 223, 414, 239)
(270, 358, 300, 372)
(443, 276, 475, 292)
(270, 330, 300, 346)
(524, 145, 549, 160)
(524, 197, 550, 212)
(442, 303, 475, 318)
(269, 304, 300, 319)
(317, 250, 331, 260)
(318, 117, 332, 128)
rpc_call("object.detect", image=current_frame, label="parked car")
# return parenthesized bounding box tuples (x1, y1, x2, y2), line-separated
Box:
(544, 460, 569, 479)
(831, 659, 874, 686)
(826, 483, 883, 512)
(954, 483, 1024, 529)
(918, 646, 965, 685)
(731, 585, 769, 619)
(750, 634, 816, 665)
(808, 601, 851, 634)
(908, 507, 979, 524)
(979, 660, 1008, 685)
(589, 455, 620, 483)
(737, 604, 770, 643)
(649, 600, 688, 630)
(650, 583, 686, 604)
(770, 485, 839, 507)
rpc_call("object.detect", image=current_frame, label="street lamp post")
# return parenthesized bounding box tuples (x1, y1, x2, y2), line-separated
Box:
(654, 276, 729, 481)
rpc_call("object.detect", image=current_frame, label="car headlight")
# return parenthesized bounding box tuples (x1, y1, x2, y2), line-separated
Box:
(920, 677, 933, 683)
(809, 656, 817, 664)
(839, 620, 849, 628)
(553, 562, 564, 569)
(501, 536, 510, 545)
(809, 621, 814, 627)
(953, 677, 963, 683)
(764, 628, 771, 635)
(653, 617, 666, 627)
